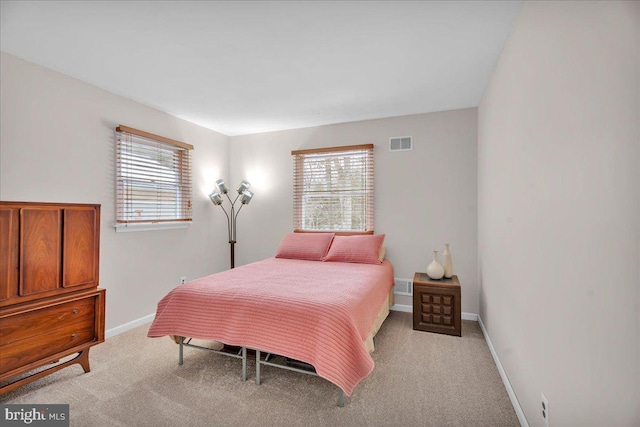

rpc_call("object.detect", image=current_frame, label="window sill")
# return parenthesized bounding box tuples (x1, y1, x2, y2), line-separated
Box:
(113, 222, 191, 233)
(294, 229, 374, 236)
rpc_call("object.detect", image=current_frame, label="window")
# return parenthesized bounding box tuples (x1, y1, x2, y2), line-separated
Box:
(115, 125, 193, 225)
(292, 144, 374, 233)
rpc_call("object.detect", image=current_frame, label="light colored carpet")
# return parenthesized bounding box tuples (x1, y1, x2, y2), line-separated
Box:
(1, 312, 519, 426)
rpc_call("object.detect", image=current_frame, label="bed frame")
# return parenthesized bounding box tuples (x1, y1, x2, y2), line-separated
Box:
(175, 289, 393, 406)
(176, 339, 344, 405)
(255, 349, 346, 406)
(178, 338, 248, 382)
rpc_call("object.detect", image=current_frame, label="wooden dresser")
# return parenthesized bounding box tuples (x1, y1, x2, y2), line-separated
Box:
(0, 201, 105, 394)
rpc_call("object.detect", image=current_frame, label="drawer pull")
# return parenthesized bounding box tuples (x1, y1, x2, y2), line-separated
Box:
(71, 334, 77, 338)
(72, 309, 79, 314)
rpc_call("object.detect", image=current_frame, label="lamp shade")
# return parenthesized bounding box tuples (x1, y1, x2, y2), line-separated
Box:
(215, 179, 229, 194)
(240, 190, 254, 205)
(236, 180, 251, 194)
(209, 191, 223, 205)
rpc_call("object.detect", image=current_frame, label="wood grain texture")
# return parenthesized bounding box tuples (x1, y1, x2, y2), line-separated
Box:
(0, 317, 95, 374)
(63, 207, 99, 288)
(0, 201, 105, 394)
(0, 350, 91, 396)
(412, 274, 462, 337)
(0, 202, 101, 307)
(116, 124, 194, 150)
(0, 288, 105, 387)
(0, 296, 95, 346)
(0, 208, 19, 301)
(291, 143, 374, 155)
(20, 208, 61, 296)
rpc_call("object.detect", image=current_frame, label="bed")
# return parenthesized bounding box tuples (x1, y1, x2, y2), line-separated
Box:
(147, 233, 394, 405)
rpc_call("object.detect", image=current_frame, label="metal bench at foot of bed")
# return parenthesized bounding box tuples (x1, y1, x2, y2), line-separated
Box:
(254, 349, 345, 407)
(178, 337, 247, 382)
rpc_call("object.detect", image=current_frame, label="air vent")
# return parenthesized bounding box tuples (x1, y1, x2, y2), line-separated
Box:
(394, 278, 413, 296)
(389, 136, 412, 152)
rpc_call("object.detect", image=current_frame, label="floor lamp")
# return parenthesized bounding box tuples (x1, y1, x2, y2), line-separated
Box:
(209, 179, 254, 269)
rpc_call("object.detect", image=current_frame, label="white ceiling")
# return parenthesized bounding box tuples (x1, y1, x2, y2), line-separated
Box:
(0, 1, 521, 136)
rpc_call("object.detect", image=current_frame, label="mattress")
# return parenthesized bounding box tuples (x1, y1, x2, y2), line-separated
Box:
(148, 257, 394, 395)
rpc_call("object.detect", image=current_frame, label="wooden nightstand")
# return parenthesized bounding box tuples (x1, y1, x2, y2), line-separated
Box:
(413, 273, 461, 336)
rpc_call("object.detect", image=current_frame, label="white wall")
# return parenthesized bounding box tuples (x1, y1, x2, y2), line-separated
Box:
(478, 1, 639, 425)
(0, 52, 231, 330)
(229, 109, 478, 312)
(0, 51, 479, 321)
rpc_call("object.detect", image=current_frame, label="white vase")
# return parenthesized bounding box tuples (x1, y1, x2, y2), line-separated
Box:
(443, 243, 453, 279)
(426, 250, 444, 280)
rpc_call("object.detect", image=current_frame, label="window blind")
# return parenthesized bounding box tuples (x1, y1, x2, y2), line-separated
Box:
(115, 125, 193, 224)
(292, 144, 374, 233)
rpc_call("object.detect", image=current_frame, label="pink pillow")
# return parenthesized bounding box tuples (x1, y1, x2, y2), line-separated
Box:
(275, 232, 335, 261)
(323, 234, 385, 264)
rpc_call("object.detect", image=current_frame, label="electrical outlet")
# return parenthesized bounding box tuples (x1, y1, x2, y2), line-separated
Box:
(180, 276, 187, 285)
(541, 392, 549, 427)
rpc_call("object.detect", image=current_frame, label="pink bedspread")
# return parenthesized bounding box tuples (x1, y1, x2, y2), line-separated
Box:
(148, 257, 394, 396)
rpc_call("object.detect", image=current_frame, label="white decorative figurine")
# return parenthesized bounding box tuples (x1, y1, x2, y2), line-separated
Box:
(443, 243, 453, 279)
(426, 250, 445, 280)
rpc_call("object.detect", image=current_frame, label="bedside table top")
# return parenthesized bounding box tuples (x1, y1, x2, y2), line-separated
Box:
(413, 273, 460, 288)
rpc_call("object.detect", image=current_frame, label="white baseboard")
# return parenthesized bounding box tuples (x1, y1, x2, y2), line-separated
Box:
(462, 312, 478, 321)
(477, 315, 528, 427)
(390, 304, 478, 321)
(390, 304, 412, 313)
(105, 313, 155, 339)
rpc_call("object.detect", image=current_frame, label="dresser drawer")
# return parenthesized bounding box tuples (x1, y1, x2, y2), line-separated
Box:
(0, 296, 95, 346)
(0, 317, 96, 375)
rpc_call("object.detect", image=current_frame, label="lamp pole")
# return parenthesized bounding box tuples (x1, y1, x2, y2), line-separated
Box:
(221, 192, 244, 269)
(209, 179, 254, 269)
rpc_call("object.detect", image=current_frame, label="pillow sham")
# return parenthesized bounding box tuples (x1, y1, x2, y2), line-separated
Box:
(378, 246, 387, 262)
(275, 232, 335, 261)
(323, 234, 386, 264)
